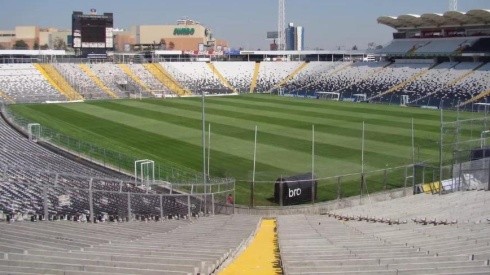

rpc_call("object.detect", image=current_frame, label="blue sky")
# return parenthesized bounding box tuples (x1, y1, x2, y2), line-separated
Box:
(0, 0, 488, 50)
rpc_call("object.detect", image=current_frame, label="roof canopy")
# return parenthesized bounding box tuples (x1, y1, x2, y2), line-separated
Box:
(378, 9, 490, 29)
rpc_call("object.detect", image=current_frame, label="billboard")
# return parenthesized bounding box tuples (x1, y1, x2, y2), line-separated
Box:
(72, 11, 113, 52)
(267, 31, 278, 39)
(274, 173, 317, 206)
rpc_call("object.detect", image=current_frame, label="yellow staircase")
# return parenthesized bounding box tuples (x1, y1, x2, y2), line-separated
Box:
(370, 68, 429, 100)
(271, 62, 309, 91)
(34, 64, 83, 101)
(118, 64, 154, 96)
(0, 89, 15, 104)
(219, 219, 281, 275)
(143, 63, 190, 96)
(79, 64, 118, 99)
(462, 88, 490, 106)
(249, 62, 261, 93)
(206, 63, 237, 93)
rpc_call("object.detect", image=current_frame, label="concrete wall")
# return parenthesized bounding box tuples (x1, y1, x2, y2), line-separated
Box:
(234, 187, 413, 216)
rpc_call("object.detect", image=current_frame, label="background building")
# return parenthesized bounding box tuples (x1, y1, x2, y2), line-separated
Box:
(132, 19, 228, 53)
(285, 23, 305, 51)
(0, 12, 229, 55)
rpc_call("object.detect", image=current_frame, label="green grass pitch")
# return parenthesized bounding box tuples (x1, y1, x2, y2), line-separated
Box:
(9, 94, 473, 205)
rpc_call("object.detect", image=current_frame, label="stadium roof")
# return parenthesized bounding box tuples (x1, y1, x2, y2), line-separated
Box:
(378, 9, 490, 30)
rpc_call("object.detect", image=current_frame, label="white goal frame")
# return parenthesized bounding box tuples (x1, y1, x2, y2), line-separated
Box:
(353, 93, 367, 102)
(27, 123, 41, 142)
(401, 95, 409, 106)
(317, 91, 340, 101)
(134, 159, 155, 188)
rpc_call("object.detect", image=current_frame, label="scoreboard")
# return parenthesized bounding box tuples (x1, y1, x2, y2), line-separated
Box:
(72, 10, 113, 55)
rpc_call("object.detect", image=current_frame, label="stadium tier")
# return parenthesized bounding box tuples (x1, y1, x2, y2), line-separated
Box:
(0, 60, 489, 108)
(0, 64, 66, 103)
(0, 104, 216, 219)
(278, 190, 490, 274)
(0, 59, 490, 107)
(0, 215, 261, 274)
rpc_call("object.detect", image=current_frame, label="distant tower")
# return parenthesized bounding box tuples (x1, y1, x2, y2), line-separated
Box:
(278, 0, 286, 50)
(449, 0, 457, 11)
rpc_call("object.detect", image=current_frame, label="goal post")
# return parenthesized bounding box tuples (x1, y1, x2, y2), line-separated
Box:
(149, 90, 177, 98)
(316, 91, 340, 101)
(401, 95, 409, 106)
(134, 159, 155, 188)
(353, 93, 367, 102)
(27, 123, 41, 142)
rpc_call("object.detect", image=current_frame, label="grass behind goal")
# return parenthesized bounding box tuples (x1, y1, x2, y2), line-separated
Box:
(9, 95, 476, 205)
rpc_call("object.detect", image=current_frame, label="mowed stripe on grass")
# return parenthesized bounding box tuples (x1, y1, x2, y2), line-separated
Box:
(10, 94, 461, 204)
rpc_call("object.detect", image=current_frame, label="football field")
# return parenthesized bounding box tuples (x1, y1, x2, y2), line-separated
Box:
(9, 94, 472, 205)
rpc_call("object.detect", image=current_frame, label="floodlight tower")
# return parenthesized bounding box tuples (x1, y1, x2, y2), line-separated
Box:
(278, 0, 286, 50)
(449, 0, 458, 11)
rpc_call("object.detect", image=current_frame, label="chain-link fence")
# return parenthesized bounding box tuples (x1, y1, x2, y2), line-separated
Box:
(0, 164, 235, 218)
(440, 109, 490, 193)
(242, 164, 417, 207)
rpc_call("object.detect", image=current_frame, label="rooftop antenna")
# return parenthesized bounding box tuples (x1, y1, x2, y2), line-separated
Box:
(449, 0, 457, 11)
(278, 0, 286, 50)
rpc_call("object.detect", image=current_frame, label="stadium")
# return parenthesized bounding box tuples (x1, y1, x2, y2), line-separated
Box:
(0, 1, 490, 274)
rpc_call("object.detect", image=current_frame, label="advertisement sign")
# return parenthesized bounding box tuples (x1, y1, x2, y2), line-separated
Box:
(173, 27, 195, 36)
(274, 173, 317, 205)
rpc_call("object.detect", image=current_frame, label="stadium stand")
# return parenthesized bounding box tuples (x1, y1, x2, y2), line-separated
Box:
(126, 63, 173, 96)
(35, 64, 84, 101)
(212, 61, 255, 93)
(283, 61, 350, 96)
(379, 37, 480, 56)
(0, 60, 488, 108)
(377, 39, 424, 55)
(0, 114, 109, 177)
(144, 63, 191, 96)
(452, 62, 490, 106)
(53, 63, 110, 100)
(87, 63, 148, 98)
(0, 105, 211, 219)
(255, 61, 304, 93)
(350, 61, 432, 103)
(415, 37, 480, 55)
(161, 62, 233, 94)
(0, 64, 66, 103)
(278, 190, 490, 274)
(407, 62, 484, 107)
(0, 215, 261, 274)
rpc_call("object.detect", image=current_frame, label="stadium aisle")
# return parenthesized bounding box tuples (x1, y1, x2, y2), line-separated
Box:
(219, 219, 282, 275)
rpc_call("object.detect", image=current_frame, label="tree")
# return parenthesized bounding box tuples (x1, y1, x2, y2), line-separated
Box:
(168, 41, 175, 50)
(33, 41, 39, 50)
(375, 45, 383, 50)
(352, 45, 358, 51)
(159, 38, 166, 50)
(13, 40, 28, 49)
(367, 42, 375, 50)
(53, 37, 67, 50)
(40, 44, 49, 50)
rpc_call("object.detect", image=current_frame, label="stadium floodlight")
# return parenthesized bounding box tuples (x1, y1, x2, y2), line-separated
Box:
(278, 0, 286, 50)
(449, 0, 457, 11)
